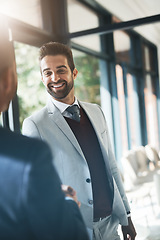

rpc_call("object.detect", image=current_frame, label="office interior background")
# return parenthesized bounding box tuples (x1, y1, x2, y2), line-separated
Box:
(0, 0, 160, 239)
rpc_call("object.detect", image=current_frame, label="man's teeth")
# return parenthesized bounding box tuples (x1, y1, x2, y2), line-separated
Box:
(54, 84, 63, 88)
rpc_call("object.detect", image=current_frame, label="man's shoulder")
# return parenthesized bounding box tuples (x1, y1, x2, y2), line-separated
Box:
(80, 101, 100, 108)
(80, 101, 102, 112)
(25, 105, 48, 122)
(0, 127, 51, 161)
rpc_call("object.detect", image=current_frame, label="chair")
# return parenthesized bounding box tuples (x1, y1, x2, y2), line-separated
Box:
(121, 146, 158, 191)
(145, 145, 160, 169)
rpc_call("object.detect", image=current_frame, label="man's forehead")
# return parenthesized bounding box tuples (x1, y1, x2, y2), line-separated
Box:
(41, 55, 68, 69)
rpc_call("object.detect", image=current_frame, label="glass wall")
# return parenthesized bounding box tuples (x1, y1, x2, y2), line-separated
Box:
(114, 31, 132, 153)
(143, 43, 160, 150)
(116, 64, 128, 154)
(67, 0, 101, 51)
(113, 28, 160, 154)
(14, 42, 47, 129)
(73, 49, 101, 104)
(114, 30, 131, 64)
(67, 0, 99, 32)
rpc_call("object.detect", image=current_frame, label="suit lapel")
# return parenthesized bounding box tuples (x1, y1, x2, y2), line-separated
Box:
(47, 98, 85, 158)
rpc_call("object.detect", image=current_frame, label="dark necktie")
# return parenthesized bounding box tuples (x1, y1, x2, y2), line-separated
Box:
(66, 105, 80, 122)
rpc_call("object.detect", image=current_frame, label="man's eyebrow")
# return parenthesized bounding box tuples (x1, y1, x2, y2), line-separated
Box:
(56, 65, 67, 69)
(43, 68, 50, 73)
(42, 65, 67, 73)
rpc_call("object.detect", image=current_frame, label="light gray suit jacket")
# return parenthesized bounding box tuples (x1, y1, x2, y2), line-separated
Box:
(22, 97, 130, 237)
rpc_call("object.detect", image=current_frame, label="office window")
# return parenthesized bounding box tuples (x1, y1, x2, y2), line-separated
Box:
(14, 42, 47, 129)
(73, 49, 101, 105)
(116, 64, 142, 154)
(114, 30, 131, 64)
(116, 65, 128, 154)
(143, 44, 155, 72)
(67, 0, 101, 51)
(67, 0, 99, 32)
(142, 43, 159, 150)
(71, 35, 101, 52)
(126, 72, 141, 148)
(144, 74, 159, 149)
(0, 0, 42, 28)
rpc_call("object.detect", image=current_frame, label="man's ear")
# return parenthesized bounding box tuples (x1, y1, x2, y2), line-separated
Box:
(73, 68, 78, 80)
(41, 75, 45, 86)
(0, 67, 13, 112)
(0, 67, 12, 94)
(40, 66, 45, 85)
(40, 71, 45, 85)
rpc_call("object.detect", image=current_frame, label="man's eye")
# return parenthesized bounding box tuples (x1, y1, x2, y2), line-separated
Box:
(44, 71, 52, 76)
(57, 69, 66, 74)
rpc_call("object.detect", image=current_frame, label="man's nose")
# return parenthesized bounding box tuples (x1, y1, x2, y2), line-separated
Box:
(52, 73, 60, 82)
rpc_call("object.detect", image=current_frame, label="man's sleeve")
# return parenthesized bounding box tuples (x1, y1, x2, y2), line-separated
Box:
(21, 140, 89, 240)
(22, 118, 41, 139)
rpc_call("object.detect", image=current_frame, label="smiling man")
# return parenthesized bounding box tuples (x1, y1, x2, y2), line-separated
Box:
(22, 42, 136, 240)
(41, 54, 77, 103)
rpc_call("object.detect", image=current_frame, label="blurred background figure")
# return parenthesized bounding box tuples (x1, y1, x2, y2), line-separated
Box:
(0, 14, 89, 240)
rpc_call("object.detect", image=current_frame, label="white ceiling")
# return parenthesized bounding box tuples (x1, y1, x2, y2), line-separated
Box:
(96, 0, 160, 46)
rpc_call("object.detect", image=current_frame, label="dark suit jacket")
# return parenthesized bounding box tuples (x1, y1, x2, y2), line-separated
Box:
(0, 127, 89, 240)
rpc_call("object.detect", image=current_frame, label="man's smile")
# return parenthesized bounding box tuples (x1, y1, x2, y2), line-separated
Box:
(53, 83, 65, 88)
(49, 81, 66, 90)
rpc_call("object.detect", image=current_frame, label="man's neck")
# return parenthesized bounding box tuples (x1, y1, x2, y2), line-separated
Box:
(52, 96, 75, 105)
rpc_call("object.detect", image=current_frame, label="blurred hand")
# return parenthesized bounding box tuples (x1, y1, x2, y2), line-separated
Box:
(121, 217, 137, 240)
(61, 185, 81, 208)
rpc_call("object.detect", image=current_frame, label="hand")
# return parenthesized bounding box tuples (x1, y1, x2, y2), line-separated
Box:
(121, 217, 137, 240)
(61, 185, 81, 208)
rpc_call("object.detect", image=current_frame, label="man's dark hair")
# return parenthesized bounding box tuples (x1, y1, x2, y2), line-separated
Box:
(39, 42, 75, 72)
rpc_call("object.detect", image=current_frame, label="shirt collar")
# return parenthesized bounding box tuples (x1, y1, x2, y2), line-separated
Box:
(51, 97, 80, 114)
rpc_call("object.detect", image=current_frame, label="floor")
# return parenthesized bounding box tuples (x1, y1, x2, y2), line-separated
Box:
(119, 181, 160, 240)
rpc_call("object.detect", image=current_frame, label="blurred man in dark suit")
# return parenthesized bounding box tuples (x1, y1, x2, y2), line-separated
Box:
(0, 15, 89, 240)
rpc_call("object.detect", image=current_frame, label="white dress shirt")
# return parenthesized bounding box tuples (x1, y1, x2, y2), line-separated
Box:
(51, 97, 80, 119)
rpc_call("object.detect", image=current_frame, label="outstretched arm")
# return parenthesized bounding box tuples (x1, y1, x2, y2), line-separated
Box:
(121, 217, 137, 240)
(23, 140, 89, 240)
(61, 184, 81, 208)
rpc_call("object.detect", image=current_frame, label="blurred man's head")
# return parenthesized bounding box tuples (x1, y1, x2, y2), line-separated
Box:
(0, 14, 17, 113)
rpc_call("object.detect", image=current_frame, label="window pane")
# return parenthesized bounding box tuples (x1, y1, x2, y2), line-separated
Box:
(14, 42, 47, 129)
(67, 0, 101, 51)
(0, 0, 42, 28)
(116, 64, 128, 154)
(143, 45, 151, 71)
(67, 0, 99, 33)
(114, 31, 131, 64)
(142, 43, 156, 72)
(73, 50, 101, 105)
(72, 35, 101, 52)
(144, 74, 159, 150)
(126, 73, 141, 148)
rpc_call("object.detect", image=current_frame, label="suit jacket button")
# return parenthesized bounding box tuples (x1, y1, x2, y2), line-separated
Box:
(86, 178, 91, 183)
(88, 199, 93, 205)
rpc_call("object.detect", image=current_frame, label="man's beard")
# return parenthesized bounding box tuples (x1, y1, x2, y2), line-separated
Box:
(46, 77, 74, 100)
